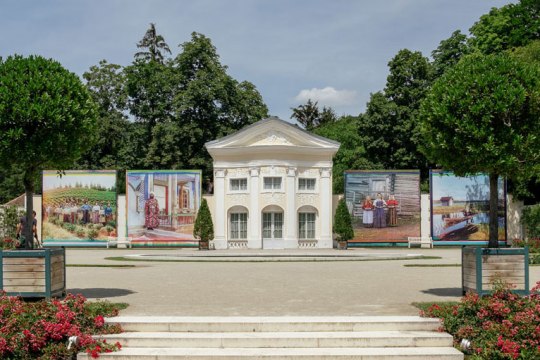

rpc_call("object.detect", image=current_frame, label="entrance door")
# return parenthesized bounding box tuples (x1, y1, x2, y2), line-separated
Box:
(262, 212, 284, 249)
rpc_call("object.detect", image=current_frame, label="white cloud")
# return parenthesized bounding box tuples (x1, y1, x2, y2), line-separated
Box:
(293, 87, 358, 107)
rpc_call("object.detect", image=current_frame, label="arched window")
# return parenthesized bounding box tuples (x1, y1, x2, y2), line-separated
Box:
(298, 206, 317, 239)
(228, 206, 248, 240)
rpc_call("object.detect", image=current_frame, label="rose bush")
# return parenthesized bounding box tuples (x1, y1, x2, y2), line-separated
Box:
(0, 292, 123, 359)
(422, 281, 540, 359)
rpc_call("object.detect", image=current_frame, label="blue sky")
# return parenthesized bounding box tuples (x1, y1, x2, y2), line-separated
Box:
(0, 0, 514, 120)
(43, 171, 116, 190)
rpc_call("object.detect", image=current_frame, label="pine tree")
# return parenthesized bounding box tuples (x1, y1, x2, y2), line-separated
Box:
(333, 198, 354, 242)
(193, 198, 214, 249)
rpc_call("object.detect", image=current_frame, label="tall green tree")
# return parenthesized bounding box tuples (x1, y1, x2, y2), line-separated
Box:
(135, 23, 172, 64)
(82, 60, 130, 168)
(125, 24, 175, 171)
(290, 99, 337, 131)
(146, 32, 268, 176)
(0, 166, 24, 204)
(314, 116, 376, 193)
(470, 0, 540, 54)
(0, 55, 98, 247)
(432, 30, 471, 78)
(81, 60, 133, 193)
(509, 40, 540, 67)
(359, 49, 433, 173)
(419, 53, 540, 247)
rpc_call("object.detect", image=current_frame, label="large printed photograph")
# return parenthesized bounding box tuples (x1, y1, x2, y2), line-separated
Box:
(126, 170, 201, 246)
(42, 170, 117, 245)
(430, 170, 506, 243)
(345, 171, 421, 244)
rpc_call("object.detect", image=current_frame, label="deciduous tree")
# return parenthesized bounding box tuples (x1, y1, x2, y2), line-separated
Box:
(359, 49, 432, 174)
(0, 55, 98, 248)
(419, 53, 540, 247)
(314, 116, 376, 193)
(470, 0, 540, 54)
(431, 30, 471, 78)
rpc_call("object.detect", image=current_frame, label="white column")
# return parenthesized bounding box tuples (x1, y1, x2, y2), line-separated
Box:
(249, 167, 261, 249)
(213, 169, 227, 249)
(420, 194, 431, 238)
(319, 168, 332, 248)
(284, 167, 297, 249)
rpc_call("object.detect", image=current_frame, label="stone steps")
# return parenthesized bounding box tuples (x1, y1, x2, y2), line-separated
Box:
(97, 330, 453, 348)
(107, 316, 442, 332)
(78, 316, 463, 360)
(78, 346, 464, 359)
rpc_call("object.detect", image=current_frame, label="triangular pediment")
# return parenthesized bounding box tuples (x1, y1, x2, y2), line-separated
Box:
(205, 117, 340, 150)
(248, 130, 296, 147)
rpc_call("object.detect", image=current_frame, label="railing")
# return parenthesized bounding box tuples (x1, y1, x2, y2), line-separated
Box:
(228, 240, 248, 249)
(298, 240, 318, 248)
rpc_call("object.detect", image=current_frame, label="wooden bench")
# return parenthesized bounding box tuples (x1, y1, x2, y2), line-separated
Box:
(107, 236, 133, 249)
(407, 236, 433, 248)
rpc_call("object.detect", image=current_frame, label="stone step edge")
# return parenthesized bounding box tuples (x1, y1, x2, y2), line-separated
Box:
(77, 346, 464, 357)
(97, 330, 452, 339)
(106, 316, 439, 324)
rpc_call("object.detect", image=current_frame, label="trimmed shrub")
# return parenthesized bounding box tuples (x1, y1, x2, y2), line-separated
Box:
(333, 198, 354, 242)
(193, 199, 214, 242)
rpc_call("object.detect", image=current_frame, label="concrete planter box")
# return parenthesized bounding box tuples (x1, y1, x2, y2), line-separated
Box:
(462, 247, 529, 296)
(0, 248, 66, 298)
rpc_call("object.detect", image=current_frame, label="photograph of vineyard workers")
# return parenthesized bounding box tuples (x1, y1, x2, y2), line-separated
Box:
(42, 170, 117, 245)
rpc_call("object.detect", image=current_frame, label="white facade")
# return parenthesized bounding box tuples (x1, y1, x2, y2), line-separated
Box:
(205, 117, 340, 249)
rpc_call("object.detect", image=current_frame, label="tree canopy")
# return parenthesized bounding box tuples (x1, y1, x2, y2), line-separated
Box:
(314, 116, 375, 194)
(419, 53, 540, 246)
(470, 0, 540, 54)
(431, 30, 471, 78)
(0, 55, 98, 247)
(359, 49, 433, 174)
(135, 23, 172, 63)
(290, 99, 337, 131)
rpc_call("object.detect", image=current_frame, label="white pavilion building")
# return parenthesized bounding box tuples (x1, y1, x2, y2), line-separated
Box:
(205, 116, 340, 250)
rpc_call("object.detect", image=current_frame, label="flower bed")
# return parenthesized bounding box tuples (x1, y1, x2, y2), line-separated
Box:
(0, 292, 123, 359)
(421, 281, 540, 359)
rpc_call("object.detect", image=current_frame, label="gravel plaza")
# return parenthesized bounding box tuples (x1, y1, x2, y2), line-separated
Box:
(65, 247, 540, 316)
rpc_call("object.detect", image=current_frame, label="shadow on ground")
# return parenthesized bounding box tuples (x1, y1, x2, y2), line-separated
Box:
(421, 288, 462, 297)
(67, 288, 135, 298)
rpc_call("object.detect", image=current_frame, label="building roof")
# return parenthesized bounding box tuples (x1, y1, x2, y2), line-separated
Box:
(3, 193, 25, 207)
(440, 196, 454, 201)
(205, 116, 340, 161)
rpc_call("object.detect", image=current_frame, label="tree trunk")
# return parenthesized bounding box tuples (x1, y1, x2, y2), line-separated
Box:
(488, 173, 499, 248)
(23, 170, 35, 250)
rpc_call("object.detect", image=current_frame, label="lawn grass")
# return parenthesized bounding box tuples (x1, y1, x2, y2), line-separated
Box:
(404, 264, 460, 267)
(104, 255, 442, 263)
(67, 264, 136, 268)
(85, 300, 129, 315)
(412, 301, 460, 313)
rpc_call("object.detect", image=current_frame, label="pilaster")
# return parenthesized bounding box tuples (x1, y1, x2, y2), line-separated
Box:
(249, 167, 261, 249)
(319, 168, 332, 248)
(284, 167, 298, 249)
(213, 169, 227, 249)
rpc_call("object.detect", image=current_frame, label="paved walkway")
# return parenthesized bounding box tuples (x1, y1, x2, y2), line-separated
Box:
(65, 248, 540, 316)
